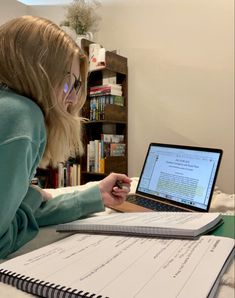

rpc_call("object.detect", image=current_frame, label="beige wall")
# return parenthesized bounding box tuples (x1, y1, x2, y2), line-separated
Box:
(1, 0, 234, 193)
(27, 5, 65, 23)
(0, 0, 28, 23)
(95, 0, 234, 193)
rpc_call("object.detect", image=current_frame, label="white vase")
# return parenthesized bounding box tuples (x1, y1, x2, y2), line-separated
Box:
(61, 26, 93, 47)
(76, 32, 93, 48)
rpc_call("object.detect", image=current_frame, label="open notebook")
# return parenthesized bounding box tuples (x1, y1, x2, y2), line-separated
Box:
(0, 234, 234, 298)
(113, 143, 223, 213)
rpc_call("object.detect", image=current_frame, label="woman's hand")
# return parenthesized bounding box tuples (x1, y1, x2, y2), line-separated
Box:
(99, 173, 132, 207)
(31, 185, 53, 201)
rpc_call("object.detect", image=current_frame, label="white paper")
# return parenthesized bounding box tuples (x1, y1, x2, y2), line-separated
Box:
(0, 234, 234, 298)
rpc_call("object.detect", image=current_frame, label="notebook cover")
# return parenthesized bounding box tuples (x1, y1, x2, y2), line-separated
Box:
(209, 215, 235, 239)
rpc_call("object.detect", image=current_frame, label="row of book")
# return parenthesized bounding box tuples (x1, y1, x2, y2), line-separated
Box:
(34, 163, 81, 189)
(33, 160, 81, 189)
(57, 162, 81, 188)
(87, 134, 126, 173)
(89, 94, 124, 121)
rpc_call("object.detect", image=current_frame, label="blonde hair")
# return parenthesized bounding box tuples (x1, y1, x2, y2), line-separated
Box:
(0, 15, 88, 168)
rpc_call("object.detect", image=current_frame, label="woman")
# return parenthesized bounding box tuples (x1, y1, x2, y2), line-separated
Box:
(0, 16, 131, 259)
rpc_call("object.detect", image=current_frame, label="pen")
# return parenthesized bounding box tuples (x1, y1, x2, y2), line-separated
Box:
(115, 180, 130, 192)
(115, 180, 123, 189)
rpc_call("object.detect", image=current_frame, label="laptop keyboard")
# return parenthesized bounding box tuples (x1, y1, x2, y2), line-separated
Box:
(127, 195, 189, 212)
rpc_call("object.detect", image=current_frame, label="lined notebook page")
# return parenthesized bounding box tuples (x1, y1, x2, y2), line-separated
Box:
(0, 234, 234, 298)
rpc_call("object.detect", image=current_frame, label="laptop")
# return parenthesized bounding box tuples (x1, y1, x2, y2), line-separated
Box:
(113, 143, 223, 213)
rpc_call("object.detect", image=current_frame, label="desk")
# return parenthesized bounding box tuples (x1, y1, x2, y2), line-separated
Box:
(0, 179, 234, 297)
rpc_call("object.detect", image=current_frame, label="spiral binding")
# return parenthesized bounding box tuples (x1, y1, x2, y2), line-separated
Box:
(0, 269, 108, 298)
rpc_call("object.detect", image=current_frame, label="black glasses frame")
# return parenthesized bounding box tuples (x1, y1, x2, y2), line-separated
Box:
(65, 73, 82, 95)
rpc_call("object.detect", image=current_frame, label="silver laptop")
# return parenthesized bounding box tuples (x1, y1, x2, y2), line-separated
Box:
(113, 143, 223, 213)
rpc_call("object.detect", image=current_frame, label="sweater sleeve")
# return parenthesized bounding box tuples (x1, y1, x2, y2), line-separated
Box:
(35, 185, 105, 226)
(0, 139, 43, 259)
(0, 139, 105, 259)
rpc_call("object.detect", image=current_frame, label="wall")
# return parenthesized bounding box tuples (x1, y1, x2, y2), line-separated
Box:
(0, 0, 234, 193)
(96, 0, 235, 193)
(27, 5, 65, 24)
(0, 0, 27, 23)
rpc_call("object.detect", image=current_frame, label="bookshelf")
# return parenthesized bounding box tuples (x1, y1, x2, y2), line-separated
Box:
(80, 39, 128, 185)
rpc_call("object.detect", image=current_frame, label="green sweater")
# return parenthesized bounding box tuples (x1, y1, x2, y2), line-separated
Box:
(0, 88, 104, 259)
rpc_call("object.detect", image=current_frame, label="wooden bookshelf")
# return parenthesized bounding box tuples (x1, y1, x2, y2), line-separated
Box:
(80, 39, 128, 184)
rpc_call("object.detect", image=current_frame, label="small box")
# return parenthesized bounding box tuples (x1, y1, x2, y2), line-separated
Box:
(89, 43, 106, 71)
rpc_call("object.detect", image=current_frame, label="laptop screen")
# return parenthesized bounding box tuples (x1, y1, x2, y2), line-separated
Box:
(137, 143, 222, 211)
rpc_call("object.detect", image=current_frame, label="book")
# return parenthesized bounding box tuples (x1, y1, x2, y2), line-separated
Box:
(210, 215, 235, 239)
(70, 164, 80, 186)
(101, 134, 125, 159)
(90, 89, 122, 97)
(0, 233, 234, 298)
(89, 84, 122, 97)
(110, 143, 126, 156)
(102, 69, 117, 85)
(56, 212, 223, 239)
(110, 95, 124, 106)
(90, 84, 122, 91)
(101, 133, 124, 143)
(57, 162, 64, 187)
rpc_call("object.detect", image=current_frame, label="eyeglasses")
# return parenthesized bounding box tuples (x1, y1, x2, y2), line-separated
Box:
(63, 73, 82, 95)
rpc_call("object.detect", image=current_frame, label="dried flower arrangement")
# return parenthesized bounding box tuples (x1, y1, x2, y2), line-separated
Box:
(60, 0, 102, 36)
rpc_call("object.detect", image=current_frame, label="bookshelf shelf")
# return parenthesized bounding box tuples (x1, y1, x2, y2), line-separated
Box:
(84, 120, 127, 125)
(80, 39, 128, 184)
(81, 171, 106, 175)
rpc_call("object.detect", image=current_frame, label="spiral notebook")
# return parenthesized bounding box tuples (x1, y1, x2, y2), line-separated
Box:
(0, 234, 234, 298)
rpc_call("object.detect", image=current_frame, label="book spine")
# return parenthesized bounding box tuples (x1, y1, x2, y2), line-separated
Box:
(90, 89, 122, 97)
(58, 162, 64, 188)
(87, 143, 90, 172)
(90, 84, 121, 92)
(77, 164, 81, 185)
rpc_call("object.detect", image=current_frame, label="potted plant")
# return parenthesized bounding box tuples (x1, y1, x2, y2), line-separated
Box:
(60, 0, 101, 43)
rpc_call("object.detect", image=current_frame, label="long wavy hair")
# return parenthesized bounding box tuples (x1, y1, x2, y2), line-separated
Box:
(0, 15, 88, 168)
